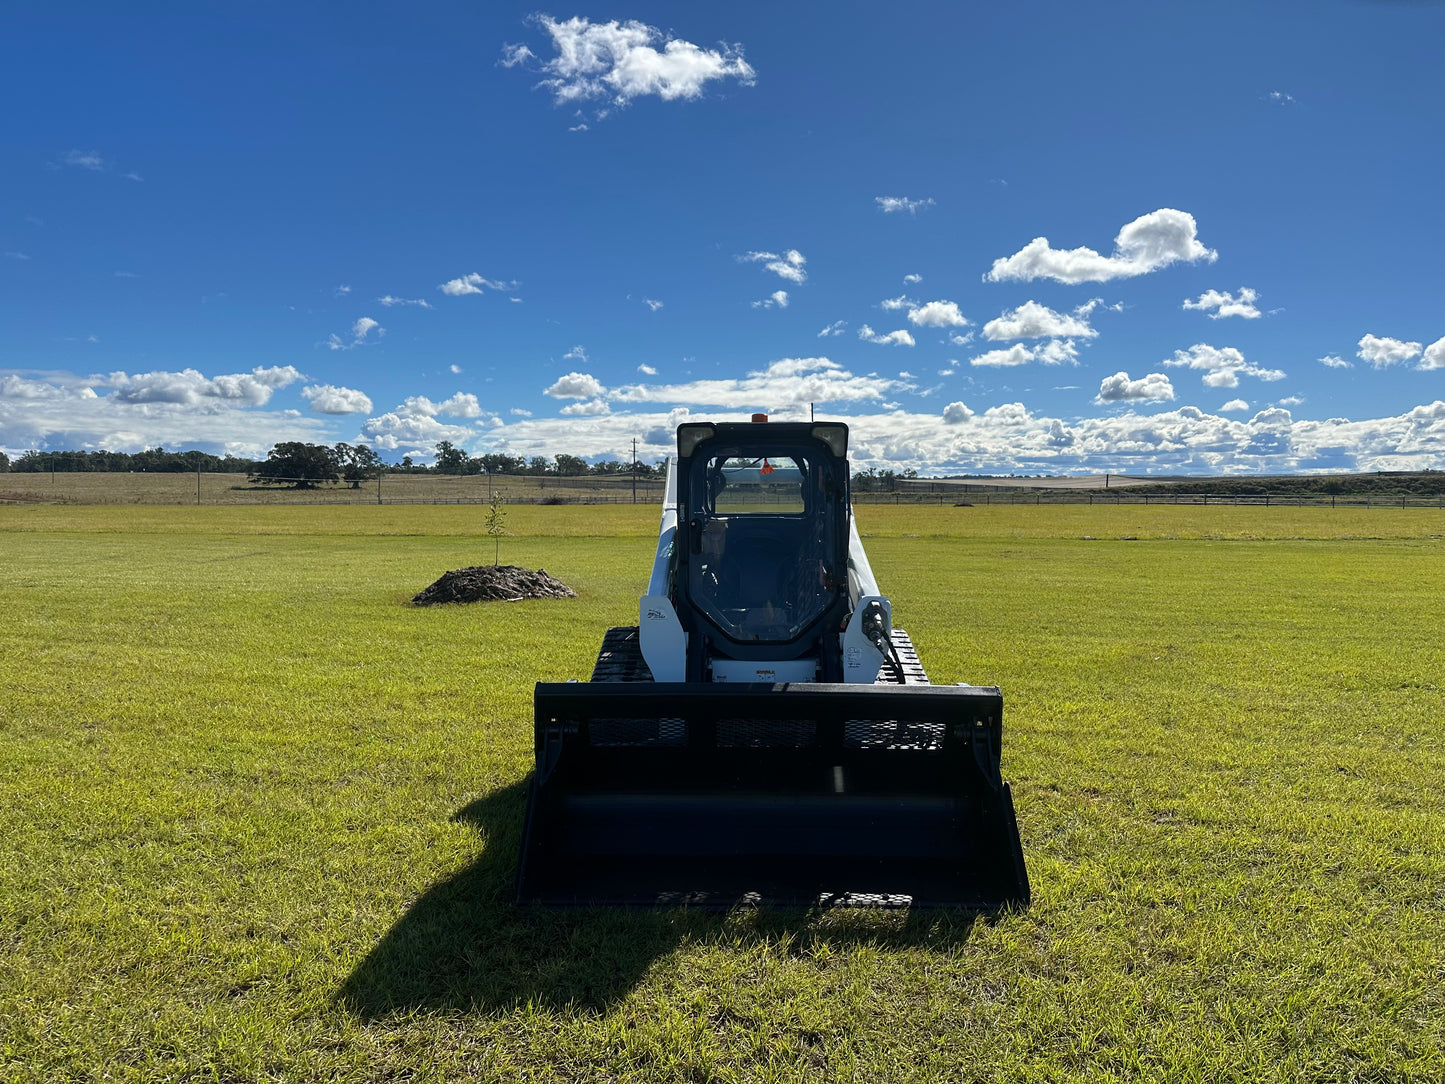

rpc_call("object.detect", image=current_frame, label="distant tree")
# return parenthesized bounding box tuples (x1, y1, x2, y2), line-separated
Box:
(554, 453, 589, 476)
(0, 451, 8, 472)
(480, 452, 524, 476)
(527, 456, 551, 475)
(434, 440, 469, 475)
(249, 442, 340, 488)
(335, 443, 382, 488)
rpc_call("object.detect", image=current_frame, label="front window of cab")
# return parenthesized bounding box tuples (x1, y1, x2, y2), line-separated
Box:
(687, 450, 836, 643)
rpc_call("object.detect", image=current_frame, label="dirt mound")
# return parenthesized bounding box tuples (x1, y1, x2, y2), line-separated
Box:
(412, 565, 577, 605)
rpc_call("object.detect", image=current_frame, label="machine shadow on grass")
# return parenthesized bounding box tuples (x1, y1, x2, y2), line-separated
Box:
(335, 781, 988, 1018)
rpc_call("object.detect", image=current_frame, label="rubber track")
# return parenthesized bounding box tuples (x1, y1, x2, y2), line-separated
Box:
(589, 626, 930, 684)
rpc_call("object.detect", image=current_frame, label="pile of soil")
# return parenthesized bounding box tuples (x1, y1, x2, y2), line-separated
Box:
(412, 565, 577, 605)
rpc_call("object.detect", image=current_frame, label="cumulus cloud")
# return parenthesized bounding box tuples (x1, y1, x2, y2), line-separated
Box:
(880, 295, 912, 311)
(561, 399, 611, 416)
(942, 401, 974, 424)
(563, 345, 589, 363)
(1183, 287, 1261, 320)
(1319, 355, 1350, 369)
(1162, 343, 1285, 388)
(437, 392, 482, 418)
(984, 208, 1217, 284)
(109, 365, 303, 406)
(739, 249, 807, 284)
(301, 384, 373, 415)
(644, 298, 663, 311)
(876, 196, 935, 215)
(907, 300, 970, 328)
(607, 357, 899, 412)
(817, 320, 847, 337)
(637, 364, 657, 375)
(507, 15, 756, 110)
(378, 295, 433, 308)
(326, 316, 384, 351)
(903, 273, 922, 284)
(439, 273, 517, 297)
(752, 289, 789, 309)
(983, 301, 1097, 341)
(546, 371, 607, 399)
(1357, 334, 1422, 368)
(858, 325, 915, 347)
(1219, 398, 1250, 412)
(1096, 371, 1176, 403)
(1421, 337, 1445, 371)
(970, 340, 1078, 367)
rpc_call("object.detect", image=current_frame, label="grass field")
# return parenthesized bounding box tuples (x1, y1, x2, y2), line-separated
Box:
(2, 504, 1442, 1082)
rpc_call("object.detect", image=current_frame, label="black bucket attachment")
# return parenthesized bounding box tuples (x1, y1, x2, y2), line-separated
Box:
(517, 682, 1029, 909)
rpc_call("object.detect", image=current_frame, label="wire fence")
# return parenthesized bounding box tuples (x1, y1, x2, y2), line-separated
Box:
(3, 471, 1444, 509)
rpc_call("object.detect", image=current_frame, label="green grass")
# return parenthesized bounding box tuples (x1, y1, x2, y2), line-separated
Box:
(1, 504, 1442, 1082)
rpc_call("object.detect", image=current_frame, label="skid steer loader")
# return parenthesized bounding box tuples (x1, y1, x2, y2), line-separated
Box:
(517, 417, 1029, 908)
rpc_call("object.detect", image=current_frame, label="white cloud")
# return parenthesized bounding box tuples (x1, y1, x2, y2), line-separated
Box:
(970, 340, 1078, 367)
(1357, 334, 1422, 368)
(510, 407, 533, 417)
(1219, 398, 1250, 412)
(62, 150, 105, 171)
(858, 325, 915, 347)
(450, 364, 462, 375)
(942, 401, 973, 424)
(335, 284, 352, 296)
(439, 272, 517, 297)
(817, 320, 847, 338)
(907, 300, 970, 328)
(1035, 339, 1080, 365)
(563, 345, 589, 363)
(644, 298, 663, 311)
(561, 398, 611, 416)
(948, 331, 974, 347)
(109, 365, 303, 407)
(1096, 371, 1176, 403)
(739, 249, 807, 284)
(880, 295, 912, 311)
(1162, 343, 1285, 388)
(437, 393, 482, 418)
(608, 357, 899, 412)
(546, 371, 607, 399)
(637, 364, 658, 375)
(1421, 337, 1445, 371)
(358, 407, 473, 452)
(1318, 355, 1351, 369)
(1183, 287, 1261, 320)
(876, 196, 935, 215)
(378, 295, 433, 308)
(982, 301, 1096, 341)
(326, 316, 384, 351)
(512, 16, 756, 109)
(903, 274, 922, 284)
(984, 208, 1217, 284)
(1278, 396, 1305, 407)
(752, 289, 789, 309)
(1269, 90, 1296, 104)
(970, 344, 1035, 368)
(301, 384, 373, 415)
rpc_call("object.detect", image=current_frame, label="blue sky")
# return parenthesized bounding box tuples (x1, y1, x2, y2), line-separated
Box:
(4, 0, 1444, 474)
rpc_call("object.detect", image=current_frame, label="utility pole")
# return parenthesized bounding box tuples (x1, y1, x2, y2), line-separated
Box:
(197, 466, 202, 505)
(631, 437, 637, 504)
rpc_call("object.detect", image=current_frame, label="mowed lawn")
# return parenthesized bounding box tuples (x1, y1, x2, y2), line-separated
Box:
(1, 504, 1441, 1082)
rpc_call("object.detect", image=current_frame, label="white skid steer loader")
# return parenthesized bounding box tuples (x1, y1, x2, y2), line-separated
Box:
(517, 417, 1029, 908)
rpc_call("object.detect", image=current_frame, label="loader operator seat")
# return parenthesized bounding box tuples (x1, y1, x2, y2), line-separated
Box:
(687, 451, 836, 646)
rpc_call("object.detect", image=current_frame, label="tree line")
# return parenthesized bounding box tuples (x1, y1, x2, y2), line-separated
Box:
(0, 441, 663, 488)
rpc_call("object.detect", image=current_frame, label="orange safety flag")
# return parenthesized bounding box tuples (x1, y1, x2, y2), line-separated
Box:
(760, 458, 775, 475)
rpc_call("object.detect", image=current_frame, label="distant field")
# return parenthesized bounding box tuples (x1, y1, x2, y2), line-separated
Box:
(1, 504, 1441, 1082)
